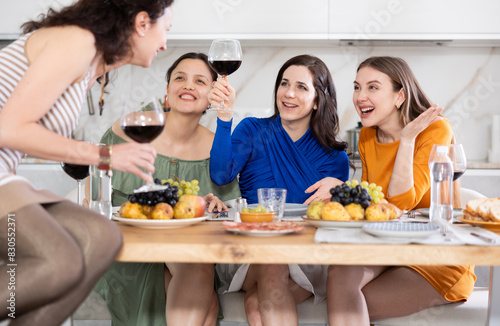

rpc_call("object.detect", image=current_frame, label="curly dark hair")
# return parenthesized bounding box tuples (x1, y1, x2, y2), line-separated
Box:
(165, 52, 218, 84)
(21, 0, 174, 65)
(272, 54, 347, 153)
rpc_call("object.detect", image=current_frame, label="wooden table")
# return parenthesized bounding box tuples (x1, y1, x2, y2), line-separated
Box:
(115, 221, 500, 324)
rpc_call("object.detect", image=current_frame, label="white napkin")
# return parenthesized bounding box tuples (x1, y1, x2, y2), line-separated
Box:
(314, 224, 500, 246)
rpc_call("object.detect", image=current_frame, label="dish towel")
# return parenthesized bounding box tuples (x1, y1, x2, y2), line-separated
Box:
(314, 224, 500, 246)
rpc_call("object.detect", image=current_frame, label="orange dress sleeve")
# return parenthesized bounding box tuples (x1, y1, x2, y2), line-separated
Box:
(359, 119, 453, 210)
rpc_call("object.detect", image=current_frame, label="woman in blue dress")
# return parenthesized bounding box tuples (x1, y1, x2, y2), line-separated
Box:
(209, 55, 350, 325)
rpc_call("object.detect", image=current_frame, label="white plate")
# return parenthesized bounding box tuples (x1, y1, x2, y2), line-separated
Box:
(302, 216, 387, 228)
(362, 221, 440, 238)
(222, 221, 304, 237)
(112, 215, 208, 229)
(248, 203, 308, 217)
(415, 208, 463, 217)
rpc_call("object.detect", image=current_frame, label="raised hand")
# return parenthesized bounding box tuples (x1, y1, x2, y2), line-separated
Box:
(400, 104, 443, 143)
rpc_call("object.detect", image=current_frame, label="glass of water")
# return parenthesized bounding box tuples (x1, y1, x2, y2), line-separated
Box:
(257, 188, 287, 222)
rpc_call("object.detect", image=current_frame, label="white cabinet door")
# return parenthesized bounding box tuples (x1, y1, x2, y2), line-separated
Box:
(0, 0, 74, 37)
(329, 0, 500, 38)
(169, 0, 329, 39)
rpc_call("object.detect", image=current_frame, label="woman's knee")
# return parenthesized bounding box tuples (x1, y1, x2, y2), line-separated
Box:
(169, 263, 214, 282)
(254, 264, 290, 283)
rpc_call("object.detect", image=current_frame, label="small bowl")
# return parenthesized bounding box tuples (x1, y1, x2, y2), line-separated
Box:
(240, 212, 275, 223)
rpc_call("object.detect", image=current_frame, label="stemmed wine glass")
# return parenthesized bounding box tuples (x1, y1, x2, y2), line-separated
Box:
(429, 144, 467, 181)
(449, 144, 467, 181)
(61, 162, 90, 205)
(208, 39, 242, 111)
(120, 96, 165, 191)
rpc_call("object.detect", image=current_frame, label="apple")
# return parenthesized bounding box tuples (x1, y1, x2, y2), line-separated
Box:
(173, 201, 196, 219)
(178, 195, 206, 217)
(151, 203, 174, 220)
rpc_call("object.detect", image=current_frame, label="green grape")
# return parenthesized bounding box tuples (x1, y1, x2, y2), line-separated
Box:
(345, 180, 352, 187)
(166, 178, 174, 184)
(173, 181, 179, 187)
(192, 180, 199, 186)
(177, 189, 184, 196)
(351, 179, 359, 187)
(192, 191, 198, 195)
(185, 181, 192, 188)
(185, 188, 193, 195)
(361, 181, 369, 189)
(193, 185, 200, 192)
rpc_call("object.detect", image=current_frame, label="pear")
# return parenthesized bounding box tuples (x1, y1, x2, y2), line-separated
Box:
(307, 201, 325, 220)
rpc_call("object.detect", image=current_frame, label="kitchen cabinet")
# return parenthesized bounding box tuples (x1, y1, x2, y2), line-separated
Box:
(329, 0, 500, 43)
(0, 0, 74, 38)
(169, 0, 329, 40)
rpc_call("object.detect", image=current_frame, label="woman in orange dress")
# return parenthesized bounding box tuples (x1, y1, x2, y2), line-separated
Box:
(326, 56, 476, 325)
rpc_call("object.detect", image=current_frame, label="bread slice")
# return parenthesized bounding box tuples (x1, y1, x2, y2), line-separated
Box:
(465, 198, 488, 215)
(489, 205, 500, 223)
(478, 198, 500, 221)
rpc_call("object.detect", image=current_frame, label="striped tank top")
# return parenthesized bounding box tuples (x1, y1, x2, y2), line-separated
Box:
(0, 33, 90, 186)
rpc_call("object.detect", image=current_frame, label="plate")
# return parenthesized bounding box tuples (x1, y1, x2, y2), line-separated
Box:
(222, 221, 304, 237)
(456, 216, 500, 230)
(415, 208, 463, 217)
(248, 203, 308, 217)
(301, 216, 388, 228)
(362, 222, 440, 238)
(112, 215, 208, 229)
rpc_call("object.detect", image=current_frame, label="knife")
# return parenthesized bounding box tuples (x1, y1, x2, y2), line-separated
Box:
(470, 232, 497, 243)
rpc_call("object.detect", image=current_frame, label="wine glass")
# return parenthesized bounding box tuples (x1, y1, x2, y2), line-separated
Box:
(449, 144, 467, 181)
(429, 144, 467, 181)
(120, 96, 165, 191)
(61, 162, 90, 205)
(208, 39, 242, 111)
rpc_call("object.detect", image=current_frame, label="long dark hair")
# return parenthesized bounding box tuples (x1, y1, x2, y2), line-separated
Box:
(357, 56, 433, 127)
(165, 52, 217, 84)
(21, 0, 174, 65)
(273, 54, 347, 153)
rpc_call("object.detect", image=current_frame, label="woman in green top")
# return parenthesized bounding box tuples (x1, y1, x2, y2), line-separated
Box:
(94, 52, 240, 326)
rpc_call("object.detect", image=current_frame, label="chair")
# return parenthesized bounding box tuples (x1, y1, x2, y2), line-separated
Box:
(460, 187, 487, 208)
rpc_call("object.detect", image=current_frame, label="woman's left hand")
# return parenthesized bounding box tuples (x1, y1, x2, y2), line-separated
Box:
(204, 193, 228, 213)
(303, 177, 344, 205)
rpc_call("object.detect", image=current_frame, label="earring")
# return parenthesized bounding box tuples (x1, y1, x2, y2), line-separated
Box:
(139, 32, 145, 37)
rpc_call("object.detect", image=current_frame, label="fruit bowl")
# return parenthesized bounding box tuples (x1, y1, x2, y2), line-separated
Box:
(240, 212, 275, 223)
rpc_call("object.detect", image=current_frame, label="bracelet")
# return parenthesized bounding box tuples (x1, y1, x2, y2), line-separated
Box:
(98, 144, 112, 171)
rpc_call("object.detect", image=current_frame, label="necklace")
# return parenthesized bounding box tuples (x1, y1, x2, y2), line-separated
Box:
(99, 61, 106, 116)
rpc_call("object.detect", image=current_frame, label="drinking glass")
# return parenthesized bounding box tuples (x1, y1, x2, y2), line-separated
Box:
(429, 144, 467, 181)
(120, 96, 165, 191)
(61, 162, 90, 205)
(208, 39, 242, 111)
(257, 188, 287, 222)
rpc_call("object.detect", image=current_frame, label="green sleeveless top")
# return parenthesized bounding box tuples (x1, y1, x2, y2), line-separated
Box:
(100, 128, 241, 206)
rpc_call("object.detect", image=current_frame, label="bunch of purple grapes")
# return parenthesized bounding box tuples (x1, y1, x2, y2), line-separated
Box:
(329, 184, 371, 208)
(127, 178, 179, 207)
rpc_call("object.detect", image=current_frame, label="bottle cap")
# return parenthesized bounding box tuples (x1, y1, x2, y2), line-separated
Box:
(436, 145, 448, 154)
(236, 198, 247, 203)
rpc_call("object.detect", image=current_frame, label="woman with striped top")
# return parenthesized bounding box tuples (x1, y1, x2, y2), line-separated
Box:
(0, 1, 173, 325)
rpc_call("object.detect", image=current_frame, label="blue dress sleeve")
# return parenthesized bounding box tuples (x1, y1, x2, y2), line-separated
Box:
(210, 117, 253, 185)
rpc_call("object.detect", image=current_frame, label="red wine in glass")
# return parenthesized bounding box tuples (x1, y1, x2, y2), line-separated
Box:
(61, 162, 90, 205)
(453, 170, 466, 181)
(209, 60, 242, 77)
(120, 96, 166, 191)
(123, 125, 164, 143)
(208, 39, 242, 111)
